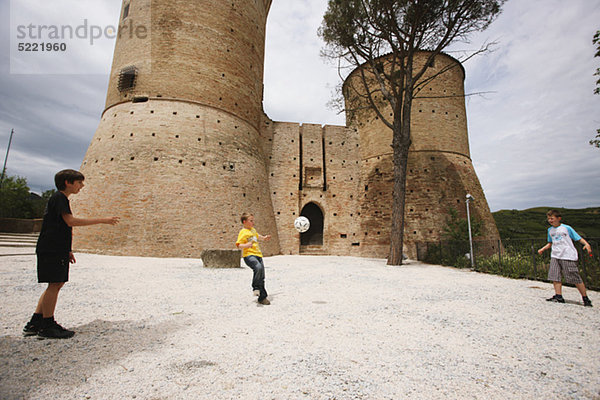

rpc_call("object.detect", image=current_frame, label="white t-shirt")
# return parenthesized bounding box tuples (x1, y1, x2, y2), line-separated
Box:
(547, 224, 582, 261)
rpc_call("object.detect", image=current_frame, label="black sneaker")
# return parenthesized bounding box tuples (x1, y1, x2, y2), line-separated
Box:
(38, 321, 75, 339)
(23, 320, 42, 337)
(546, 295, 565, 303)
(583, 297, 593, 307)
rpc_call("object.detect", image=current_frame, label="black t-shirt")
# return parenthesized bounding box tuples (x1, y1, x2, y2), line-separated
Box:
(36, 191, 72, 255)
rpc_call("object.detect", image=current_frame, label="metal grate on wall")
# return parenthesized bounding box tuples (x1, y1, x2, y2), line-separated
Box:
(118, 66, 138, 92)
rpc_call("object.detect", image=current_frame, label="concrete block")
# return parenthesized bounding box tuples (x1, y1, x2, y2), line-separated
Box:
(200, 249, 241, 268)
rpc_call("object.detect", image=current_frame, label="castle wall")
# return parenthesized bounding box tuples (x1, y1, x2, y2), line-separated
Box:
(349, 53, 470, 159)
(73, 0, 280, 257)
(321, 125, 362, 255)
(266, 120, 301, 254)
(359, 151, 499, 258)
(265, 121, 362, 256)
(106, 0, 269, 130)
(73, 100, 280, 257)
(344, 52, 500, 258)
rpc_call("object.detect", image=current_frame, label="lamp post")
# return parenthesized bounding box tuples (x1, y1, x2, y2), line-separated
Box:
(466, 193, 475, 268)
(0, 129, 15, 190)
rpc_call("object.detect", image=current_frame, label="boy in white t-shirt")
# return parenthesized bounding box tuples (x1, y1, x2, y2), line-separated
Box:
(538, 210, 593, 307)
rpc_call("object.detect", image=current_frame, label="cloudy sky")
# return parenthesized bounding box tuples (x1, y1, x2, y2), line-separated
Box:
(1, 0, 599, 212)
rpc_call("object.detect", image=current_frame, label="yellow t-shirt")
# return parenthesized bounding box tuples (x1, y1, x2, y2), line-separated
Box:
(236, 227, 263, 258)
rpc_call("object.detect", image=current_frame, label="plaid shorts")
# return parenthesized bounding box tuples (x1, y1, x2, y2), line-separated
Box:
(548, 258, 583, 284)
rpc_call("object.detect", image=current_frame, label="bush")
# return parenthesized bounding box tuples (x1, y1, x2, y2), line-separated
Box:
(418, 238, 599, 290)
(0, 175, 51, 218)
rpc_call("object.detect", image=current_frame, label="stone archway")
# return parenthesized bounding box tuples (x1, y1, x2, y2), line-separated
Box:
(300, 202, 324, 246)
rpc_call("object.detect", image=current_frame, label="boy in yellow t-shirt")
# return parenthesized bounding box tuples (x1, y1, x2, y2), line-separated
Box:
(236, 213, 272, 305)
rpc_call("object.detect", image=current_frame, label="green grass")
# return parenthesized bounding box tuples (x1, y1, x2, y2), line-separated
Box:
(492, 207, 600, 239)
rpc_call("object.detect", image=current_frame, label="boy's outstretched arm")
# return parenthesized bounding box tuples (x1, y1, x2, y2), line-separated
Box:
(538, 243, 552, 255)
(579, 238, 592, 254)
(62, 213, 120, 227)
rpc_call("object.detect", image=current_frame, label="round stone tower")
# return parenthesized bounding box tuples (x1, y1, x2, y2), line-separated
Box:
(72, 0, 280, 257)
(344, 51, 500, 258)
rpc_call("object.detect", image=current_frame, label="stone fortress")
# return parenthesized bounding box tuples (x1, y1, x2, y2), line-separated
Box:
(72, 0, 500, 259)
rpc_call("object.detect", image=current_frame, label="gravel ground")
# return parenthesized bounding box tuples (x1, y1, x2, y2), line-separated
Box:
(1, 253, 598, 399)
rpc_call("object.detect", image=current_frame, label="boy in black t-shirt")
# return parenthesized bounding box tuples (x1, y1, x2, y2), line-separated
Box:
(23, 169, 119, 339)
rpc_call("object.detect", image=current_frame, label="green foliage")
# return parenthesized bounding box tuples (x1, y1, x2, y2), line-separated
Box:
(419, 208, 482, 266)
(421, 237, 600, 290)
(0, 176, 33, 218)
(0, 175, 49, 219)
(475, 252, 543, 280)
(31, 189, 55, 218)
(421, 242, 468, 267)
(441, 207, 482, 257)
(442, 207, 482, 241)
(493, 207, 600, 239)
(591, 129, 600, 149)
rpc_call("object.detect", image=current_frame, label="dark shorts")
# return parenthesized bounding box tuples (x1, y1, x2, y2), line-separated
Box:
(37, 253, 70, 283)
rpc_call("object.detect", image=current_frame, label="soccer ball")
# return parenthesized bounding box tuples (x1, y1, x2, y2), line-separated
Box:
(294, 216, 310, 233)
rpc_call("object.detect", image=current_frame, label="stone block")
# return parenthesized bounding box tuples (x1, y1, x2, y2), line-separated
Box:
(200, 249, 241, 268)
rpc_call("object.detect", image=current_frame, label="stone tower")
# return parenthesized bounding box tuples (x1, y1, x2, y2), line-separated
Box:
(344, 52, 500, 257)
(72, 0, 280, 257)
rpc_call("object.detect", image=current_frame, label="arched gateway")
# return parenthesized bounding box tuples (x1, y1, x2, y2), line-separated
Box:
(300, 202, 324, 246)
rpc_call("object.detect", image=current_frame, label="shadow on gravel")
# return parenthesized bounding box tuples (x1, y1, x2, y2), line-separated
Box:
(0, 318, 184, 400)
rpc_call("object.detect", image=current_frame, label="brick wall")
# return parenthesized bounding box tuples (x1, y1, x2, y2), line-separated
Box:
(73, 0, 279, 257)
(344, 51, 500, 257)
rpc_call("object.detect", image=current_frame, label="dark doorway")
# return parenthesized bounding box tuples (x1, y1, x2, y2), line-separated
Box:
(300, 202, 324, 245)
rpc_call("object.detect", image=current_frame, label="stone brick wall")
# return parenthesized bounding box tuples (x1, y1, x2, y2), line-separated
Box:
(265, 120, 364, 256)
(343, 52, 500, 257)
(0, 218, 42, 233)
(105, 0, 269, 130)
(72, 0, 280, 258)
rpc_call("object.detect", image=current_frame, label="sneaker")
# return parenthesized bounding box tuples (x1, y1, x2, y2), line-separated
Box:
(253, 290, 260, 297)
(546, 295, 565, 303)
(23, 320, 42, 337)
(258, 298, 271, 305)
(583, 298, 593, 307)
(38, 321, 75, 339)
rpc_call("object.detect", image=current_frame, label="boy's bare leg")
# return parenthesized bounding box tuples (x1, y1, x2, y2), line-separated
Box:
(553, 281, 562, 295)
(575, 282, 587, 297)
(35, 283, 65, 318)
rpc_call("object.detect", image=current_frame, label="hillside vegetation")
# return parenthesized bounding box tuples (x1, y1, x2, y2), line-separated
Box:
(492, 207, 600, 239)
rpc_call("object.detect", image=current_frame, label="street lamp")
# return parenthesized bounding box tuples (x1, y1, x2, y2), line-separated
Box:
(1, 129, 15, 189)
(466, 193, 475, 268)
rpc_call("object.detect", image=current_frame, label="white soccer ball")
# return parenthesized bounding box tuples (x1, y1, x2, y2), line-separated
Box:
(294, 216, 310, 233)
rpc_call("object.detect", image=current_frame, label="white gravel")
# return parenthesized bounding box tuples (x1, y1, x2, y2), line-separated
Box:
(1, 253, 599, 399)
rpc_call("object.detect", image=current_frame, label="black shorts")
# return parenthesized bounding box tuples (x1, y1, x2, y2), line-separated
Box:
(37, 253, 70, 283)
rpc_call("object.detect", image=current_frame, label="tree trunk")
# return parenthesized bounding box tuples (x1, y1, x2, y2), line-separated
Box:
(387, 108, 412, 265)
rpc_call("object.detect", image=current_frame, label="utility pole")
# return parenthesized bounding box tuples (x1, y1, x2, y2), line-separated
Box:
(0, 129, 15, 189)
